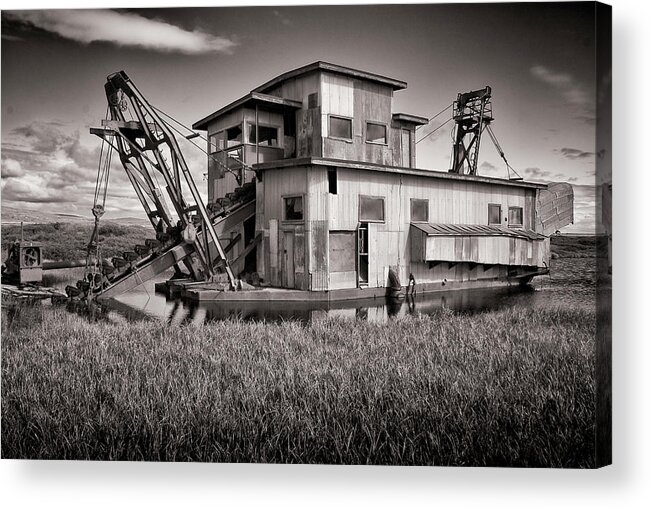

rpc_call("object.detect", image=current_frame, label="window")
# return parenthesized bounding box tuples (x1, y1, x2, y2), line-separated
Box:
(508, 206, 523, 227)
(210, 125, 243, 151)
(366, 122, 387, 144)
(488, 204, 502, 225)
(359, 195, 385, 222)
(284, 196, 303, 221)
(410, 199, 429, 222)
(226, 125, 242, 148)
(248, 124, 278, 147)
(329, 116, 352, 140)
(328, 169, 337, 195)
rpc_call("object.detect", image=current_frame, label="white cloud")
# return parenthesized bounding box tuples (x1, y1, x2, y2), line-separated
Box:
(7, 9, 236, 55)
(1, 158, 25, 179)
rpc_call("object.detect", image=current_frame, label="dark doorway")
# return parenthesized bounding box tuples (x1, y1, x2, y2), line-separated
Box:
(357, 223, 369, 287)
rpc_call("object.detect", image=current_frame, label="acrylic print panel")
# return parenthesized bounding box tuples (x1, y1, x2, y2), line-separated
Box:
(0, 2, 611, 467)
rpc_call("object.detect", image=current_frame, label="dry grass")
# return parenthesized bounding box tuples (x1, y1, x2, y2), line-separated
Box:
(1, 305, 596, 466)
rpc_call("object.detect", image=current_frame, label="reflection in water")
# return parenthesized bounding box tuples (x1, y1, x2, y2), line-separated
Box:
(55, 258, 596, 325)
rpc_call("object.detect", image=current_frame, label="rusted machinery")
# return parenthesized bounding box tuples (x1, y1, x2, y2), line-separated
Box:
(2, 240, 43, 284)
(65, 71, 254, 302)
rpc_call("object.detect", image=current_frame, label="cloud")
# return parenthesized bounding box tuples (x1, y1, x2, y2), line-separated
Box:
(1, 118, 209, 218)
(1, 33, 23, 41)
(558, 183, 597, 234)
(418, 121, 453, 145)
(555, 147, 594, 160)
(6, 9, 236, 54)
(2, 121, 121, 208)
(478, 161, 502, 176)
(1, 158, 25, 179)
(523, 167, 552, 180)
(1, 173, 69, 203)
(11, 121, 76, 154)
(530, 65, 594, 120)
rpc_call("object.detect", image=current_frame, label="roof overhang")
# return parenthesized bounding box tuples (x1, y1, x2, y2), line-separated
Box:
(253, 157, 547, 190)
(392, 113, 429, 126)
(254, 61, 408, 93)
(411, 222, 546, 241)
(193, 92, 302, 130)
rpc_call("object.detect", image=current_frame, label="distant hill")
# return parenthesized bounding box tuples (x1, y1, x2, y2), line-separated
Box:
(1, 205, 151, 228)
(1, 205, 92, 225)
(110, 216, 151, 227)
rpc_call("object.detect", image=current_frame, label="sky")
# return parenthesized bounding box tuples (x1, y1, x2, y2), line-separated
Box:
(1, 2, 608, 232)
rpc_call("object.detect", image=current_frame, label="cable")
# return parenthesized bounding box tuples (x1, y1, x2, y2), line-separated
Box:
(152, 104, 248, 183)
(485, 125, 522, 180)
(415, 117, 453, 145)
(415, 103, 453, 130)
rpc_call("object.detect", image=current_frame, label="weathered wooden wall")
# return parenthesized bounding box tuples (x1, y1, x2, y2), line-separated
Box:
(256, 167, 308, 289)
(257, 164, 544, 291)
(320, 73, 398, 166)
(410, 229, 547, 268)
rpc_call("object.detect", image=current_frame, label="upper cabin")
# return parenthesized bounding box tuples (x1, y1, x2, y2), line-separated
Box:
(192, 61, 427, 204)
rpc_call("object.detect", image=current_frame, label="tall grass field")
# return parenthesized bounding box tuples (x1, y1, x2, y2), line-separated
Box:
(2, 305, 596, 466)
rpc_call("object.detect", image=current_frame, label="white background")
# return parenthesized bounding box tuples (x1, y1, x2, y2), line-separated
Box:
(1, 1, 649, 506)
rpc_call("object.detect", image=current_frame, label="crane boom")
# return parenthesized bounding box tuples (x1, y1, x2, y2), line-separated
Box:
(88, 70, 238, 295)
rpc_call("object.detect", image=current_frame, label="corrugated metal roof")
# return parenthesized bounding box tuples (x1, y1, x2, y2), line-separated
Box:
(411, 223, 546, 241)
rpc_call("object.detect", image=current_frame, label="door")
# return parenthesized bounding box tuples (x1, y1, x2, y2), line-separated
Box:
(401, 129, 411, 168)
(283, 231, 295, 288)
(329, 231, 357, 289)
(357, 223, 369, 287)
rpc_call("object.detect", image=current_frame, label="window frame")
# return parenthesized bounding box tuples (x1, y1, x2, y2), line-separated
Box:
(410, 198, 429, 223)
(365, 121, 388, 146)
(508, 206, 524, 228)
(247, 122, 280, 148)
(488, 203, 502, 225)
(282, 194, 305, 223)
(328, 115, 353, 142)
(209, 123, 244, 152)
(358, 195, 386, 223)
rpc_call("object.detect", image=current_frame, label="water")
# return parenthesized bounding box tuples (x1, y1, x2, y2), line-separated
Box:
(44, 257, 598, 324)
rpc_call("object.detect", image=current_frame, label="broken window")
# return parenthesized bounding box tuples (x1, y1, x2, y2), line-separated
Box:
(366, 122, 387, 144)
(329, 116, 352, 140)
(226, 125, 242, 148)
(210, 125, 242, 151)
(410, 199, 429, 222)
(359, 195, 385, 222)
(248, 125, 278, 147)
(284, 196, 303, 221)
(488, 204, 502, 225)
(508, 206, 523, 227)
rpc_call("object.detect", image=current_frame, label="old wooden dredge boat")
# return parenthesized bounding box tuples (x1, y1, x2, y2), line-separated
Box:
(4, 62, 573, 304)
